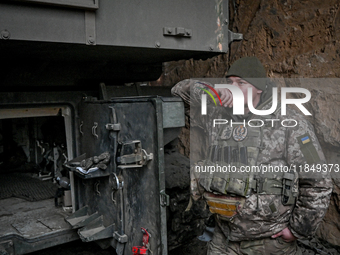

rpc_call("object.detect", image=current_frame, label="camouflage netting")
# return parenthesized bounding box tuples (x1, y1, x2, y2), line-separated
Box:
(0, 173, 57, 202)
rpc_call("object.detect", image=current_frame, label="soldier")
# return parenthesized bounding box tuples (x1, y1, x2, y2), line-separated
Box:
(171, 57, 332, 255)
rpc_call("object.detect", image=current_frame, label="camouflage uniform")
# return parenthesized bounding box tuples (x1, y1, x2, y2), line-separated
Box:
(171, 78, 332, 255)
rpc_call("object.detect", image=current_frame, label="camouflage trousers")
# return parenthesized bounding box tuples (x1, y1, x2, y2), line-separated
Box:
(207, 224, 302, 255)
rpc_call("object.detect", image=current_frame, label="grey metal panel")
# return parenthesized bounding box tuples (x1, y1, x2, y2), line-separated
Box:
(95, 0, 230, 53)
(0, 0, 232, 53)
(162, 100, 185, 129)
(17, 0, 99, 10)
(0, 3, 85, 43)
(0, 0, 242, 85)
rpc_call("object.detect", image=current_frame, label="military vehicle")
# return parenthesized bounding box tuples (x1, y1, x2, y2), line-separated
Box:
(0, 1, 241, 254)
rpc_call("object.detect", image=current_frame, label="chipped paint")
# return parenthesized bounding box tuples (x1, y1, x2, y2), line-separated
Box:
(215, 0, 224, 52)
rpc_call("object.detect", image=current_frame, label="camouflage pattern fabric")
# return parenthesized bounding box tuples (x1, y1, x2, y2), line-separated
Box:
(171, 79, 333, 243)
(207, 223, 302, 255)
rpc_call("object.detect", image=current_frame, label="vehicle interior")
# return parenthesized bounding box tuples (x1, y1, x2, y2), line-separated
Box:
(0, 107, 77, 253)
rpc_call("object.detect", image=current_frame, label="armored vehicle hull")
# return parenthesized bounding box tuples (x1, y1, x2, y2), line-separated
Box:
(0, 1, 240, 254)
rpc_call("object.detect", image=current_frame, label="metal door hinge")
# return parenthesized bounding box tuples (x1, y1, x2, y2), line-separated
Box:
(114, 231, 128, 243)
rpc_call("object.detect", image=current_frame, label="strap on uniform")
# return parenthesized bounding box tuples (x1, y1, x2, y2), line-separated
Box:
(282, 172, 297, 205)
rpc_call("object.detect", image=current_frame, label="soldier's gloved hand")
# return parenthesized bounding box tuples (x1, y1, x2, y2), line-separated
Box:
(271, 227, 297, 242)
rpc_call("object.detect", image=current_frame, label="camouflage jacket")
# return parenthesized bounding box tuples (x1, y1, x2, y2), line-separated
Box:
(171, 79, 333, 241)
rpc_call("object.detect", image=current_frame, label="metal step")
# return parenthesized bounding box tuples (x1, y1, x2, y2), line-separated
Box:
(65, 206, 100, 229)
(78, 215, 114, 242)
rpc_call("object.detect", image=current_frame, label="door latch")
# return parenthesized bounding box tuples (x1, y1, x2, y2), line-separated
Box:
(117, 140, 153, 169)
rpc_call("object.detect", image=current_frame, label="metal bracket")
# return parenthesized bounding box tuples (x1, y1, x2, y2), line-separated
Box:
(117, 140, 153, 169)
(106, 106, 121, 131)
(79, 121, 84, 136)
(163, 27, 192, 37)
(228, 30, 243, 44)
(92, 122, 98, 139)
(160, 190, 170, 207)
(105, 123, 121, 131)
(114, 231, 128, 243)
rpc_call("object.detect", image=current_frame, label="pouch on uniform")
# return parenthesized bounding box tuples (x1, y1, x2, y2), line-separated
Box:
(225, 177, 248, 196)
(210, 170, 229, 195)
(204, 192, 245, 220)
